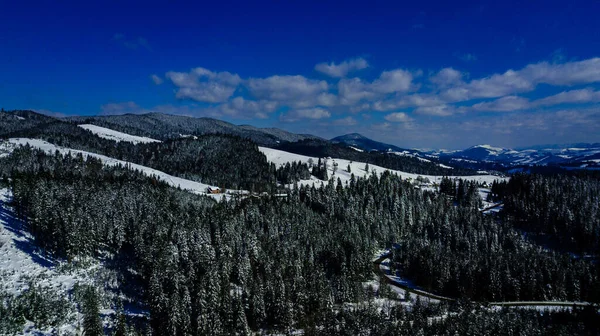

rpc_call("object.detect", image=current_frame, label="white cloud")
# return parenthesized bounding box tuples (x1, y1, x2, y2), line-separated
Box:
(466, 88, 600, 113)
(471, 96, 530, 112)
(173, 86, 238, 104)
(150, 74, 163, 85)
(440, 58, 600, 103)
(247, 75, 328, 104)
(338, 78, 375, 105)
(280, 107, 331, 122)
(372, 94, 443, 111)
(443, 69, 533, 101)
(156, 57, 600, 124)
(165, 67, 241, 103)
(315, 57, 369, 78)
(371, 69, 414, 93)
(522, 58, 600, 86)
(533, 88, 600, 106)
(414, 105, 456, 116)
(384, 112, 412, 123)
(214, 97, 278, 119)
(337, 69, 415, 106)
(430, 68, 463, 87)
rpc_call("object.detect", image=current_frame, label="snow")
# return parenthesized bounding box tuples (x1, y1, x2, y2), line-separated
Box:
(488, 302, 586, 312)
(0, 188, 104, 335)
(474, 144, 506, 154)
(438, 163, 453, 169)
(451, 158, 479, 163)
(478, 188, 492, 207)
(349, 146, 364, 152)
(378, 258, 448, 303)
(391, 151, 432, 162)
(0, 188, 96, 296)
(7, 138, 240, 200)
(78, 124, 161, 144)
(259, 146, 508, 188)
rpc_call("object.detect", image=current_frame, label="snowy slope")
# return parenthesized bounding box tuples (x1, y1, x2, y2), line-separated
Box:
(78, 124, 161, 144)
(0, 188, 101, 335)
(259, 147, 507, 187)
(0, 188, 97, 296)
(7, 138, 234, 200)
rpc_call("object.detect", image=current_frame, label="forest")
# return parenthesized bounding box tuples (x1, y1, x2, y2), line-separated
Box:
(0, 144, 598, 335)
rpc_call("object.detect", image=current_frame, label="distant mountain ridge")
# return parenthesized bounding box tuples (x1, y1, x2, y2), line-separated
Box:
(330, 132, 600, 170)
(331, 133, 420, 154)
(2, 110, 598, 171)
(65, 113, 322, 146)
(440, 144, 600, 168)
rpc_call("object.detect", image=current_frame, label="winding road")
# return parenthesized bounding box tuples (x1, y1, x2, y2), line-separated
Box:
(373, 253, 595, 309)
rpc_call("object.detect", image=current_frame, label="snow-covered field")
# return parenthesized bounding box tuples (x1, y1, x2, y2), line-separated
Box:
(6, 138, 236, 200)
(259, 146, 508, 188)
(78, 124, 161, 144)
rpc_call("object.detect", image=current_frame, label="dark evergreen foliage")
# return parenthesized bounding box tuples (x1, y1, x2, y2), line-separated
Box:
(276, 139, 478, 176)
(494, 173, 600, 254)
(1, 122, 599, 334)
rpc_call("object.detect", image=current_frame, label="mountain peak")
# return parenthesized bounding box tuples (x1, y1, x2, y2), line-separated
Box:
(331, 133, 418, 154)
(332, 133, 369, 141)
(468, 144, 507, 152)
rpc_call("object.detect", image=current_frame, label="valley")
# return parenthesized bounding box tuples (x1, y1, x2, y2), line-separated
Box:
(0, 110, 598, 335)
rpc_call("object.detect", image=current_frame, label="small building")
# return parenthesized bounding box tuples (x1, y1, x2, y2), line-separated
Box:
(206, 186, 221, 194)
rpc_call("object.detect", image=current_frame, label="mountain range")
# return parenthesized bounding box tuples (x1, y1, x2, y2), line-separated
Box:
(438, 144, 600, 168)
(66, 112, 321, 146)
(3, 110, 599, 171)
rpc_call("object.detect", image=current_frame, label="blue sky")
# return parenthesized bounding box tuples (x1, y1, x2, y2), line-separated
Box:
(1, 1, 600, 149)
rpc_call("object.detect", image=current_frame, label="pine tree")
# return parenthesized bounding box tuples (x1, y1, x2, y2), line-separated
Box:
(81, 286, 103, 336)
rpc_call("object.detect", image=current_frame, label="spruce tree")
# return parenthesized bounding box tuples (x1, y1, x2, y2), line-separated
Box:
(81, 286, 103, 336)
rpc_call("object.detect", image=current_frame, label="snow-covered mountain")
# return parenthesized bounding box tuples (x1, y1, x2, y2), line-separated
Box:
(331, 132, 600, 169)
(331, 133, 414, 153)
(66, 112, 322, 146)
(439, 144, 600, 168)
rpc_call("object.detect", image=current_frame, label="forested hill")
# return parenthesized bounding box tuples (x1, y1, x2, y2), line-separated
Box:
(275, 138, 478, 176)
(0, 109, 57, 136)
(3, 120, 279, 191)
(1, 146, 598, 334)
(1, 110, 600, 334)
(1, 110, 479, 178)
(65, 112, 321, 145)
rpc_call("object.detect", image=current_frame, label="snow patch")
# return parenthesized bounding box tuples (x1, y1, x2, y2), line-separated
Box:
(78, 124, 161, 144)
(7, 138, 242, 200)
(259, 147, 507, 188)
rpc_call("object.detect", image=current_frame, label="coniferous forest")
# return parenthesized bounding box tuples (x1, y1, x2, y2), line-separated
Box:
(0, 112, 598, 335)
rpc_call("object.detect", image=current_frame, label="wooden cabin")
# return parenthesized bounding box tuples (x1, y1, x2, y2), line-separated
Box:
(206, 186, 221, 194)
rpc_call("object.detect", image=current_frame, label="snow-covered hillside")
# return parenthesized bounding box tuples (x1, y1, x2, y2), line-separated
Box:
(259, 147, 506, 187)
(78, 124, 161, 144)
(6, 138, 236, 200)
(0, 189, 98, 297)
(0, 188, 104, 334)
